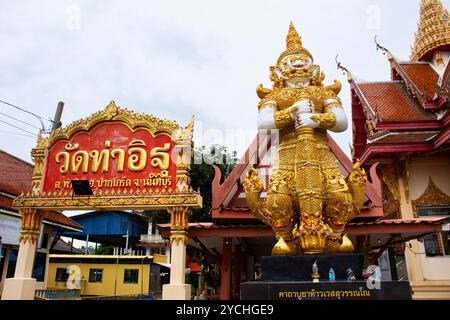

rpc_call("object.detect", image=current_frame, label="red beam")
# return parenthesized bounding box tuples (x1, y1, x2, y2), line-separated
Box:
(233, 244, 241, 300)
(432, 125, 450, 149)
(211, 209, 256, 220)
(360, 143, 432, 164)
(220, 238, 232, 300)
(345, 223, 442, 235)
(160, 222, 443, 239)
(375, 121, 442, 131)
(161, 225, 274, 238)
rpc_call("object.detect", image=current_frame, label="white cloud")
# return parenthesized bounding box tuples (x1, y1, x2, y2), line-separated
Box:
(0, 0, 437, 162)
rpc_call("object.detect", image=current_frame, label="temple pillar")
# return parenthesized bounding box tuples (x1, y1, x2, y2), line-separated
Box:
(220, 237, 232, 300)
(233, 244, 241, 299)
(162, 207, 191, 300)
(2, 209, 43, 300)
(242, 251, 248, 281)
(398, 174, 425, 284)
(247, 255, 255, 281)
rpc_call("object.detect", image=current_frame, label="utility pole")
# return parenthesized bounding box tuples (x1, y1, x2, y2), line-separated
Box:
(51, 101, 64, 131)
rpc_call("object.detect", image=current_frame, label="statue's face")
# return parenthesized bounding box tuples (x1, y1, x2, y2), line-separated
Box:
(279, 54, 314, 79)
(285, 77, 310, 88)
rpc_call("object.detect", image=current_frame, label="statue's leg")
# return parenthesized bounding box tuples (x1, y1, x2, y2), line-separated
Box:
(318, 146, 354, 252)
(293, 133, 329, 254)
(266, 169, 299, 255)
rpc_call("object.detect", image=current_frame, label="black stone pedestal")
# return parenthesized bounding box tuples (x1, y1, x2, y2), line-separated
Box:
(240, 255, 412, 300)
(262, 254, 363, 282)
(241, 281, 412, 300)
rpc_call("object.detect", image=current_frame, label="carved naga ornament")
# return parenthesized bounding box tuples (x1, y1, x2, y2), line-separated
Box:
(243, 22, 367, 255)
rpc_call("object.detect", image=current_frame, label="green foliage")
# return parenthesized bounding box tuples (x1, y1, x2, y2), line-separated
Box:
(96, 244, 114, 255)
(141, 144, 238, 224)
(190, 144, 238, 222)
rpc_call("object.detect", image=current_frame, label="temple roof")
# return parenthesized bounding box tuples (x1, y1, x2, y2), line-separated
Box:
(346, 1, 450, 163)
(356, 81, 437, 122)
(411, 0, 450, 61)
(398, 62, 440, 100)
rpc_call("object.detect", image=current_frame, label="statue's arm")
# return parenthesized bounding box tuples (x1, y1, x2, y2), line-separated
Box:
(295, 97, 348, 132)
(257, 100, 297, 130)
(321, 98, 348, 133)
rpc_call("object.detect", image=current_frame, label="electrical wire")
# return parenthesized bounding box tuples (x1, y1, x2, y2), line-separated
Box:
(0, 111, 41, 130)
(0, 99, 53, 132)
(0, 119, 38, 136)
(0, 129, 36, 138)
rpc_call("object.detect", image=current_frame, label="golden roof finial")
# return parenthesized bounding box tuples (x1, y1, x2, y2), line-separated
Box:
(277, 21, 313, 65)
(286, 21, 302, 51)
(411, 0, 450, 61)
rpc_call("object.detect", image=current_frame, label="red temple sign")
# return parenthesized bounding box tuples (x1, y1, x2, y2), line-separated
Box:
(42, 122, 176, 194)
(12, 101, 202, 211)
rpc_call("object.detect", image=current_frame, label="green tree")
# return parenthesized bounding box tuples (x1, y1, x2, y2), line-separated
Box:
(141, 144, 238, 224)
(96, 244, 114, 255)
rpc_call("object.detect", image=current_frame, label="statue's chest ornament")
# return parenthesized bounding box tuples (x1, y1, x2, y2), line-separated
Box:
(273, 87, 325, 112)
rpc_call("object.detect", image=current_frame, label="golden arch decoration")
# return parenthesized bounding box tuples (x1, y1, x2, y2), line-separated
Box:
(411, 176, 450, 218)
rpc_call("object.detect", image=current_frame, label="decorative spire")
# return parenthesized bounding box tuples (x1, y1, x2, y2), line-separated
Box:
(375, 36, 394, 61)
(335, 55, 353, 82)
(277, 21, 313, 65)
(286, 21, 302, 52)
(411, 0, 450, 61)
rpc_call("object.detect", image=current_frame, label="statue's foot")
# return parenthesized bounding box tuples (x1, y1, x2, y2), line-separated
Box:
(272, 238, 300, 256)
(338, 235, 355, 253)
(324, 238, 341, 254)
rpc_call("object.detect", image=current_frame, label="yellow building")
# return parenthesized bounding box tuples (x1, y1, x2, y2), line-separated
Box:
(48, 255, 162, 297)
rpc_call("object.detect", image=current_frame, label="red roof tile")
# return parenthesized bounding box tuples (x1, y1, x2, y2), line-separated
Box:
(0, 150, 33, 196)
(357, 82, 436, 122)
(0, 150, 83, 231)
(348, 217, 448, 226)
(42, 210, 83, 231)
(399, 63, 439, 100)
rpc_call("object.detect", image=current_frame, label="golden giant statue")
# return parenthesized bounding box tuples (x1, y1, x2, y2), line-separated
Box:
(243, 23, 367, 256)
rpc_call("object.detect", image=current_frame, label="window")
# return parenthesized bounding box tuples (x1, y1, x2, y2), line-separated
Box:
(39, 233, 49, 249)
(123, 269, 139, 284)
(6, 249, 18, 278)
(418, 206, 450, 256)
(32, 252, 47, 282)
(55, 267, 69, 282)
(89, 269, 103, 283)
(418, 206, 450, 217)
(0, 248, 5, 281)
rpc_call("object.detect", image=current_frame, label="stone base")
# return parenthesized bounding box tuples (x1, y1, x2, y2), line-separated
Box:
(262, 254, 363, 282)
(1, 278, 37, 300)
(162, 284, 191, 300)
(241, 281, 412, 300)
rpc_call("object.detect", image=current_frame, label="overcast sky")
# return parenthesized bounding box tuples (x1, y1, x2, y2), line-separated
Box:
(1, 0, 444, 163)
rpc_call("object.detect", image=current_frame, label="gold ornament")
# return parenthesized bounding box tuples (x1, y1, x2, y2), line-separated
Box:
(310, 113, 336, 130)
(38, 101, 180, 150)
(274, 107, 298, 129)
(13, 189, 202, 211)
(411, 0, 450, 61)
(244, 22, 367, 255)
(412, 177, 450, 218)
(339, 235, 355, 253)
(19, 209, 44, 244)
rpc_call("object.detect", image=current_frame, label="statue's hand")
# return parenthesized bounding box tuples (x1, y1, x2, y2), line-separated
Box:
(294, 113, 320, 130)
(292, 99, 315, 114)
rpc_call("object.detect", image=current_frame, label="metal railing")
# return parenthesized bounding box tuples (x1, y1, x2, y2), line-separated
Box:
(140, 234, 166, 244)
(35, 288, 81, 300)
(81, 293, 158, 300)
